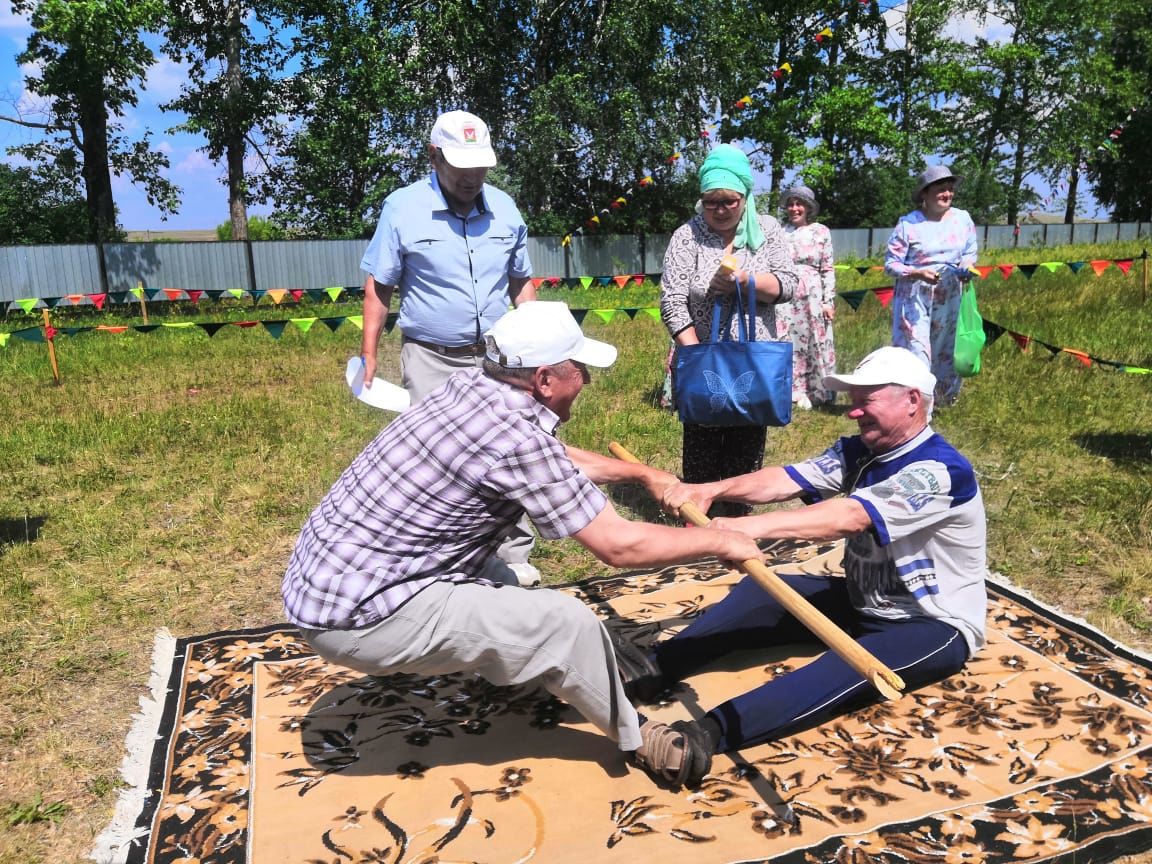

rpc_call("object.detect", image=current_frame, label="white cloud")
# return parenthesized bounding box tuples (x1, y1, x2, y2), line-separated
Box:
(143, 57, 190, 103)
(174, 150, 215, 176)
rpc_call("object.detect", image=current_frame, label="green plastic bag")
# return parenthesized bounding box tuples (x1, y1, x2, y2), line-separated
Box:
(954, 283, 986, 377)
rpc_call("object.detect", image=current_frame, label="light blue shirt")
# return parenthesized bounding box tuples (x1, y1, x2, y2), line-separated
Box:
(361, 173, 532, 346)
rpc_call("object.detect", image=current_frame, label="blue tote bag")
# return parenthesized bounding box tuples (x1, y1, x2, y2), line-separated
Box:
(673, 276, 793, 427)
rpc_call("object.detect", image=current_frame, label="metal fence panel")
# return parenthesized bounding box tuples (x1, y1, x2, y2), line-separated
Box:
(103, 241, 250, 293)
(0, 245, 100, 303)
(527, 236, 566, 279)
(1017, 224, 1046, 248)
(1044, 224, 1072, 246)
(252, 240, 364, 290)
(1094, 223, 1119, 244)
(566, 235, 643, 278)
(830, 228, 871, 260)
(985, 226, 1017, 249)
(1071, 223, 1097, 244)
(645, 235, 670, 275)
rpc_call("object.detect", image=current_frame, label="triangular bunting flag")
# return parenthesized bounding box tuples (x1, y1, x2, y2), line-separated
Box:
(592, 309, 617, 323)
(982, 321, 1006, 345)
(1066, 261, 1086, 274)
(1038, 341, 1061, 356)
(346, 315, 364, 330)
(64, 293, 84, 305)
(572, 309, 588, 325)
(1089, 260, 1111, 276)
(134, 325, 161, 333)
(840, 290, 867, 311)
(291, 317, 317, 333)
(1016, 265, 1038, 279)
(129, 286, 145, 299)
(612, 276, 629, 288)
(109, 292, 129, 305)
(60, 326, 91, 336)
(1039, 262, 1063, 273)
(1115, 259, 1133, 275)
(12, 326, 45, 342)
(163, 288, 184, 301)
(974, 266, 994, 280)
(227, 288, 246, 300)
(95, 325, 129, 334)
(996, 264, 1015, 280)
(531, 277, 545, 291)
(289, 289, 305, 303)
(250, 290, 267, 303)
(1124, 366, 1151, 374)
(559, 278, 578, 290)
(203, 290, 225, 301)
(644, 308, 661, 321)
(855, 266, 871, 276)
(631, 275, 645, 286)
(198, 322, 229, 337)
(263, 320, 288, 340)
(580, 277, 594, 289)
(186, 290, 204, 304)
(0, 333, 8, 348)
(16, 298, 38, 313)
(46, 295, 70, 308)
(162, 322, 195, 329)
(1063, 348, 1091, 367)
(834, 265, 851, 271)
(624, 308, 639, 319)
(1010, 332, 1030, 351)
(1090, 356, 1123, 370)
(315, 317, 340, 331)
(873, 287, 894, 308)
(306, 290, 327, 303)
(597, 277, 612, 286)
(232, 321, 259, 328)
(267, 289, 288, 305)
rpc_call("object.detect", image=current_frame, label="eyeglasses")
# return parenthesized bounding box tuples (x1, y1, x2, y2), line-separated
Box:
(702, 197, 744, 212)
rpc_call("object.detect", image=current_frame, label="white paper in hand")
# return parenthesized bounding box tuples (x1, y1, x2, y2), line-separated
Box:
(345, 357, 411, 412)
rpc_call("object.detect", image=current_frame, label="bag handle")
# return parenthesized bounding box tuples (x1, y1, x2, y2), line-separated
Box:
(710, 272, 759, 344)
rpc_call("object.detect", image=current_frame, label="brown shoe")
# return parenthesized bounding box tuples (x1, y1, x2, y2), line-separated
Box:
(631, 719, 712, 788)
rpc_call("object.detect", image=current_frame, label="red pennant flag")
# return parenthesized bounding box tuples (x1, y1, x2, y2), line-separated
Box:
(1011, 332, 1031, 351)
(997, 264, 1015, 280)
(186, 290, 204, 303)
(1063, 348, 1091, 367)
(163, 288, 183, 301)
(1115, 259, 1133, 275)
(974, 266, 994, 280)
(86, 293, 107, 310)
(1089, 260, 1111, 276)
(233, 320, 259, 328)
(632, 274, 645, 286)
(548, 277, 562, 287)
(290, 289, 305, 303)
(873, 287, 894, 308)
(612, 275, 629, 288)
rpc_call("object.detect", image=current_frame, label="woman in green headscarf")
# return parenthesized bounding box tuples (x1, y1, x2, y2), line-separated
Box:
(659, 144, 799, 517)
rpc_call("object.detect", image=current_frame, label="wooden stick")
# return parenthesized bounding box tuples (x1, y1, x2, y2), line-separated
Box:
(137, 282, 149, 325)
(609, 441, 905, 700)
(1141, 248, 1148, 305)
(42, 308, 60, 385)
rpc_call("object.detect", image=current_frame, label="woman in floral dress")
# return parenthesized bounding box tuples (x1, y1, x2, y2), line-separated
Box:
(885, 165, 979, 405)
(779, 185, 836, 409)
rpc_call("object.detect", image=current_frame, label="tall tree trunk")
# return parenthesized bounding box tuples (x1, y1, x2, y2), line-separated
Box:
(78, 82, 116, 242)
(1063, 149, 1081, 224)
(225, 0, 249, 241)
(1006, 75, 1030, 227)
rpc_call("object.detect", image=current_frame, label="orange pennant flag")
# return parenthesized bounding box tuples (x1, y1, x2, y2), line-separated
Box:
(997, 264, 1015, 280)
(1063, 348, 1091, 367)
(1089, 260, 1111, 276)
(96, 325, 129, 334)
(974, 266, 994, 280)
(163, 288, 183, 301)
(612, 275, 629, 288)
(873, 287, 894, 308)
(267, 289, 289, 305)
(1115, 259, 1133, 275)
(65, 294, 84, 305)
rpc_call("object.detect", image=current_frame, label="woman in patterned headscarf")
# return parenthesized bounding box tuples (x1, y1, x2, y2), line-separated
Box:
(659, 145, 799, 517)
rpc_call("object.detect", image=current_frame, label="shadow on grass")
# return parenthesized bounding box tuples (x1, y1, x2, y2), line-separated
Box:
(0, 515, 47, 552)
(1072, 433, 1152, 466)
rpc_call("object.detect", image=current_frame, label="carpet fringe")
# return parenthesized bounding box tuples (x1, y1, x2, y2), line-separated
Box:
(89, 627, 177, 864)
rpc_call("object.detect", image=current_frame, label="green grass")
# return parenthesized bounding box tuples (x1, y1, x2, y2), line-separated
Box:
(1, 239, 1151, 862)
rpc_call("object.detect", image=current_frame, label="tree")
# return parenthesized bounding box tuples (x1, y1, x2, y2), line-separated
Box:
(0, 163, 88, 243)
(6, 0, 179, 241)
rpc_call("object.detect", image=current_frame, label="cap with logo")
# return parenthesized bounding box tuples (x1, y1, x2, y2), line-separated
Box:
(485, 302, 618, 369)
(822, 346, 936, 396)
(430, 110, 497, 169)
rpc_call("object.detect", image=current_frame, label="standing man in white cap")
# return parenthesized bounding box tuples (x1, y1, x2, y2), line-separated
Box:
(284, 302, 763, 790)
(614, 346, 987, 765)
(358, 109, 540, 583)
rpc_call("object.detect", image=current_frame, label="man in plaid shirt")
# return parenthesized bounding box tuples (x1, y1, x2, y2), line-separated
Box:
(283, 302, 760, 787)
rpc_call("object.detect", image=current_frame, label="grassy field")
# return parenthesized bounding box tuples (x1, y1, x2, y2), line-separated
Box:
(1, 239, 1150, 862)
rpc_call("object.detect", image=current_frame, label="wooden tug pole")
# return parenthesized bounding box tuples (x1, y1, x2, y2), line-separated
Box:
(608, 441, 906, 700)
(42, 309, 60, 385)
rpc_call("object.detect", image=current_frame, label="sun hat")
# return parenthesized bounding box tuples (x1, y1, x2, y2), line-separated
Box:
(779, 185, 820, 217)
(429, 110, 497, 169)
(698, 145, 765, 251)
(822, 346, 936, 396)
(485, 302, 618, 369)
(912, 165, 960, 206)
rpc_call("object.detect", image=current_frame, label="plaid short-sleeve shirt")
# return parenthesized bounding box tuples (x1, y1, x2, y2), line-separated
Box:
(282, 369, 607, 629)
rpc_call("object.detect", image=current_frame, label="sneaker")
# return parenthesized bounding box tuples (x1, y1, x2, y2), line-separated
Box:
(631, 719, 713, 788)
(794, 394, 812, 411)
(507, 562, 542, 587)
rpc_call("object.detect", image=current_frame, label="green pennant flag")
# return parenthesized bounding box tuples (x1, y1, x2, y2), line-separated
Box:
(13, 326, 44, 342)
(325, 286, 344, 302)
(833, 264, 851, 270)
(162, 321, 195, 328)
(592, 309, 616, 323)
(580, 277, 594, 289)
(320, 317, 345, 332)
(1039, 262, 1063, 273)
(263, 320, 288, 340)
(346, 315, 364, 330)
(0, 333, 8, 348)
(840, 290, 867, 311)
(198, 322, 229, 337)
(643, 307, 661, 321)
(227, 288, 246, 300)
(129, 286, 144, 299)
(16, 298, 38, 313)
(134, 324, 161, 333)
(1125, 366, 1151, 375)
(291, 317, 317, 333)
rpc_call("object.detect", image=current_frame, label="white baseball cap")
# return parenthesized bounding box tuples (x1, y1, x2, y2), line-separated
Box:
(485, 302, 618, 369)
(429, 110, 497, 168)
(823, 346, 936, 395)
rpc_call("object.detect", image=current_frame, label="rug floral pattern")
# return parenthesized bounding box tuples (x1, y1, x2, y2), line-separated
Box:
(122, 542, 1152, 863)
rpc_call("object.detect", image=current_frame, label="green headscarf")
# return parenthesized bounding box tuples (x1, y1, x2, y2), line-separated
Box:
(698, 144, 764, 251)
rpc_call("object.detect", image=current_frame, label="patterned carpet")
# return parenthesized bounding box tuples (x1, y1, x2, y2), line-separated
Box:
(96, 542, 1152, 864)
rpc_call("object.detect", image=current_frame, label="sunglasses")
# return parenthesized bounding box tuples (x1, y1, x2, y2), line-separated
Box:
(702, 197, 743, 212)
